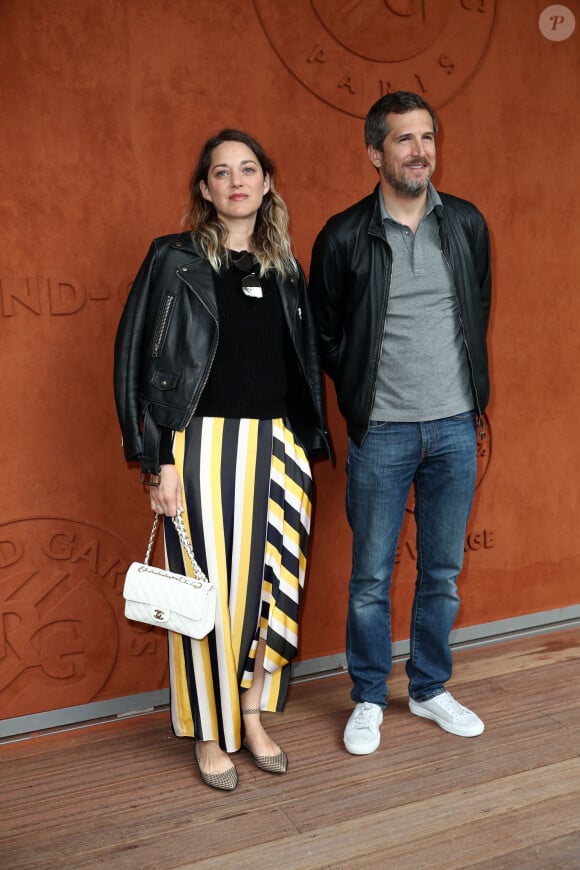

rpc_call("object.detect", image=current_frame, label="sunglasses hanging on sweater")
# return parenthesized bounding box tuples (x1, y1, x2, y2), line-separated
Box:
(231, 250, 263, 300)
(241, 272, 263, 299)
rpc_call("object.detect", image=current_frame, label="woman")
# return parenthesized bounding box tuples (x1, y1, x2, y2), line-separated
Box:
(114, 130, 330, 791)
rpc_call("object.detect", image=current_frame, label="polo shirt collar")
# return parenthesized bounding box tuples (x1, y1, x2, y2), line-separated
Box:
(379, 182, 441, 224)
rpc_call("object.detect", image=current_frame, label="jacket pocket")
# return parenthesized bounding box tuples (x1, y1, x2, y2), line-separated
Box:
(150, 370, 179, 391)
(151, 292, 176, 358)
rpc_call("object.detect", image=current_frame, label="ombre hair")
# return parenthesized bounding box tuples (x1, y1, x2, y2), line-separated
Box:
(184, 129, 297, 279)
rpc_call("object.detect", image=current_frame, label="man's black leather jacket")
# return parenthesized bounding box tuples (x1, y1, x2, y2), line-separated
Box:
(309, 186, 492, 445)
(114, 232, 330, 474)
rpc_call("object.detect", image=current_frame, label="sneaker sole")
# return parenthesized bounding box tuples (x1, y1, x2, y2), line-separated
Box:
(343, 734, 381, 755)
(408, 700, 485, 738)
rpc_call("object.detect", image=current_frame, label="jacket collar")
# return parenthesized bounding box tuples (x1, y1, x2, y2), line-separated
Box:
(369, 182, 446, 234)
(170, 230, 202, 255)
(367, 185, 385, 239)
(169, 233, 300, 313)
(170, 235, 219, 316)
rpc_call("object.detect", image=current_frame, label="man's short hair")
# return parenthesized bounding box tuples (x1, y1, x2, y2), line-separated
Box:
(364, 91, 439, 150)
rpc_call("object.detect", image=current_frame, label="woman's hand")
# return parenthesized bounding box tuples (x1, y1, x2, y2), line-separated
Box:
(149, 465, 184, 517)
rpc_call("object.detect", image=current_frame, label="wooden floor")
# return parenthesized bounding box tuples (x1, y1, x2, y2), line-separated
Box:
(1, 627, 579, 869)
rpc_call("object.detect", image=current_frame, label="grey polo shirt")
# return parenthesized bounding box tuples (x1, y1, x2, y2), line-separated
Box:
(371, 184, 474, 422)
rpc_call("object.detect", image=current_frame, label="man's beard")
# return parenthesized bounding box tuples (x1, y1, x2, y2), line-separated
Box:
(386, 164, 432, 198)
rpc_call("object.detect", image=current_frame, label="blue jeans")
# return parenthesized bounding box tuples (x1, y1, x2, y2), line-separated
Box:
(345, 412, 477, 705)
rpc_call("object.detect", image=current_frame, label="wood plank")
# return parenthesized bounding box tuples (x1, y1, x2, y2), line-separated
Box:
(468, 831, 580, 870)
(187, 761, 580, 870)
(0, 628, 578, 869)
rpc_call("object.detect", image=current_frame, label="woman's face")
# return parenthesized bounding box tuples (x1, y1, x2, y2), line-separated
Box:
(200, 140, 270, 231)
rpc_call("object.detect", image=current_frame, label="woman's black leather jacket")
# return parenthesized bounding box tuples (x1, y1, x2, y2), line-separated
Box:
(309, 186, 492, 445)
(114, 232, 331, 474)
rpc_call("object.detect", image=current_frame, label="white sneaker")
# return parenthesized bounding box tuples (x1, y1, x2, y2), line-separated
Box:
(409, 691, 484, 737)
(344, 702, 383, 755)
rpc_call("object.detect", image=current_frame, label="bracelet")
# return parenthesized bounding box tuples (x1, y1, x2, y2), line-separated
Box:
(140, 472, 161, 487)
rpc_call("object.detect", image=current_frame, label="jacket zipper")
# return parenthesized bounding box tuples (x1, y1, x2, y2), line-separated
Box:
(177, 269, 219, 428)
(293, 304, 314, 394)
(151, 293, 176, 358)
(282, 284, 329, 446)
(364, 230, 392, 440)
(441, 248, 485, 440)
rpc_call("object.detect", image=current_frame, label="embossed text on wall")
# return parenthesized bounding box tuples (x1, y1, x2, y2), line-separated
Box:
(254, 0, 496, 116)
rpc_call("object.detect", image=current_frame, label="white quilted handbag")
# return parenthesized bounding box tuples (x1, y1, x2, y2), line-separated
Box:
(123, 512, 216, 639)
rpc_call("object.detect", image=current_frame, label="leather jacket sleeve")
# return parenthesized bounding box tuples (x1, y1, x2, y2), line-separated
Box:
(309, 227, 346, 381)
(114, 241, 158, 463)
(283, 264, 332, 459)
(473, 213, 492, 335)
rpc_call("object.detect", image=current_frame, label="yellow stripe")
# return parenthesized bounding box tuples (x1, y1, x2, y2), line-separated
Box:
(272, 477, 309, 505)
(271, 453, 285, 475)
(168, 630, 194, 734)
(173, 426, 185, 469)
(240, 639, 258, 690)
(263, 663, 282, 709)
(167, 430, 194, 735)
(281, 518, 305, 548)
(270, 609, 299, 636)
(265, 540, 303, 592)
(268, 496, 284, 518)
(173, 428, 217, 738)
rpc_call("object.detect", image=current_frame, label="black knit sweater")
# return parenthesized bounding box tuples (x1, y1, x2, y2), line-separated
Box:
(159, 256, 299, 463)
(195, 257, 297, 418)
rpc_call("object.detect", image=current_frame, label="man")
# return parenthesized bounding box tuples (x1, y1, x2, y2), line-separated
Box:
(309, 91, 491, 755)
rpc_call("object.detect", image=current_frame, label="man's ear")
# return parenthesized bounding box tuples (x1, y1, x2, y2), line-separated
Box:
(367, 144, 382, 170)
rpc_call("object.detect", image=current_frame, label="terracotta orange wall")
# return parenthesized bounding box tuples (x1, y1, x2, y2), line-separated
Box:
(1, 0, 579, 720)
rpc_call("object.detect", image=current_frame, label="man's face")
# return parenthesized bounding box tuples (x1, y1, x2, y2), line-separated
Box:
(368, 109, 436, 198)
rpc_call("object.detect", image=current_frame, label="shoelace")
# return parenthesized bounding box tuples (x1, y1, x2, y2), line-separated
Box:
(352, 703, 379, 729)
(436, 693, 470, 718)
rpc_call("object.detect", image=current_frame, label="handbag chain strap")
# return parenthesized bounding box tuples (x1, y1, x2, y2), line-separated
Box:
(144, 513, 162, 565)
(144, 512, 210, 586)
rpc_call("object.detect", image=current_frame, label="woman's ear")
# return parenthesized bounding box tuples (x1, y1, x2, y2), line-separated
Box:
(263, 173, 271, 195)
(200, 180, 212, 202)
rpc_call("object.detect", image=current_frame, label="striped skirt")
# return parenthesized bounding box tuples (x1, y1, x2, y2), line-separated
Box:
(163, 417, 313, 752)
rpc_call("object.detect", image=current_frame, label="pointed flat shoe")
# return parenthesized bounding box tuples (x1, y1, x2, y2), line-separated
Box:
(241, 706, 288, 774)
(194, 742, 238, 791)
(243, 742, 288, 774)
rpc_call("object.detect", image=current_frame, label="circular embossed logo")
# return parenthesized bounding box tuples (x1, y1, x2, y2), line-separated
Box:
(254, 0, 496, 117)
(0, 517, 167, 719)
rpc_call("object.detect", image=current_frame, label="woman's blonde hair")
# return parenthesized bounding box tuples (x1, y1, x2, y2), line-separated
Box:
(184, 129, 297, 279)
